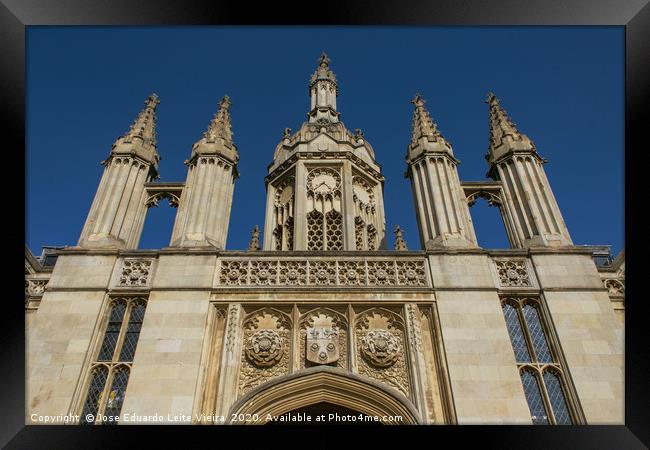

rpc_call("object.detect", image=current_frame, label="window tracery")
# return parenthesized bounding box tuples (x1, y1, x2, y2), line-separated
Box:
(501, 297, 576, 425)
(79, 297, 147, 425)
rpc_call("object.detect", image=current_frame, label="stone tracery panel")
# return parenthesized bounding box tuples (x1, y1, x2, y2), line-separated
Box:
(116, 258, 154, 288)
(216, 257, 428, 288)
(494, 259, 531, 287)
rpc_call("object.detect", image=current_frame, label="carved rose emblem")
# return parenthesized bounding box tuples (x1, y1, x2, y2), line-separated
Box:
(360, 329, 400, 368)
(245, 329, 284, 368)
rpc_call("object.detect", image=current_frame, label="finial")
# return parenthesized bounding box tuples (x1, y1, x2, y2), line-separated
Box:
(319, 52, 330, 67)
(486, 92, 535, 155)
(116, 93, 160, 149)
(411, 93, 425, 106)
(485, 92, 498, 104)
(394, 225, 408, 251)
(220, 95, 231, 109)
(409, 92, 450, 149)
(247, 225, 260, 251)
(282, 127, 292, 139)
(202, 95, 233, 144)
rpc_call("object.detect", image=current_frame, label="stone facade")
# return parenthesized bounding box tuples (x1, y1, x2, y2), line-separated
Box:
(25, 54, 623, 425)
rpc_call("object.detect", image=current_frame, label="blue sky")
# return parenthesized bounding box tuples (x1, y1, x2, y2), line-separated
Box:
(26, 27, 624, 256)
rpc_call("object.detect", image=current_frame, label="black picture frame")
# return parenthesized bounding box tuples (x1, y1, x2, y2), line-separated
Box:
(5, 0, 646, 447)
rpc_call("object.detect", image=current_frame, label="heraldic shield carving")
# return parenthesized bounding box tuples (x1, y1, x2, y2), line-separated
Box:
(306, 327, 339, 365)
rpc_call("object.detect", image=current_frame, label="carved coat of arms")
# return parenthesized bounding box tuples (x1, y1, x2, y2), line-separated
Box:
(306, 327, 339, 365)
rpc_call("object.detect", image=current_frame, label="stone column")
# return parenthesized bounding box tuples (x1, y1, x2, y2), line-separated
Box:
(215, 303, 244, 418)
(404, 303, 431, 422)
(293, 161, 307, 250)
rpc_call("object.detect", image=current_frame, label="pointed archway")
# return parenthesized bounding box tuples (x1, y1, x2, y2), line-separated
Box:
(227, 366, 421, 424)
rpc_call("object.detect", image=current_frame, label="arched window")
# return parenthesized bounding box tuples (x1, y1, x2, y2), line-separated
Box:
(520, 368, 549, 425)
(501, 297, 577, 424)
(79, 297, 147, 425)
(542, 368, 573, 425)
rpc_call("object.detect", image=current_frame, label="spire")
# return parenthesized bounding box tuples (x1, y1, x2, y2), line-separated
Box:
(114, 93, 159, 151)
(202, 95, 233, 145)
(408, 93, 452, 157)
(393, 225, 408, 251)
(486, 92, 535, 156)
(308, 52, 340, 123)
(190, 95, 238, 164)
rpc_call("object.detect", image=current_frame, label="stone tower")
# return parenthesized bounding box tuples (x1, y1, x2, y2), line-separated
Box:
(170, 96, 239, 248)
(405, 94, 477, 249)
(263, 53, 386, 251)
(485, 93, 572, 248)
(77, 94, 161, 249)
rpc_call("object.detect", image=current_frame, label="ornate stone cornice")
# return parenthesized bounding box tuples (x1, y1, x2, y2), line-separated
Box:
(266, 151, 384, 185)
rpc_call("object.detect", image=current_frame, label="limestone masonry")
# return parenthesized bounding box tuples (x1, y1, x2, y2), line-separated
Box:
(25, 54, 624, 425)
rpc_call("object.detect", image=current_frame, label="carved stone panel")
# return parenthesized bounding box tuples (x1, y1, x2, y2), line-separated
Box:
(355, 308, 410, 398)
(306, 328, 340, 365)
(238, 308, 291, 396)
(491, 258, 536, 289)
(299, 308, 347, 370)
(603, 278, 625, 297)
(115, 258, 155, 288)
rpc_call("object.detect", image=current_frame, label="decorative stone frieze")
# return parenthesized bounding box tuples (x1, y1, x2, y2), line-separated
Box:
(217, 257, 429, 288)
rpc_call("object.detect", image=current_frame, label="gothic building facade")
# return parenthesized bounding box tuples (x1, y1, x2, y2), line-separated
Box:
(25, 54, 624, 425)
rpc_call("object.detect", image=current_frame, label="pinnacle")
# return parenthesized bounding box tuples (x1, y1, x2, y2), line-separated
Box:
(409, 93, 449, 149)
(486, 92, 534, 154)
(202, 95, 234, 144)
(319, 52, 330, 67)
(310, 52, 337, 87)
(411, 93, 425, 106)
(118, 93, 160, 148)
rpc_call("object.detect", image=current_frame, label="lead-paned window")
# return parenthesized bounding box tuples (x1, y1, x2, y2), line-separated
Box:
(501, 297, 576, 425)
(79, 297, 147, 425)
